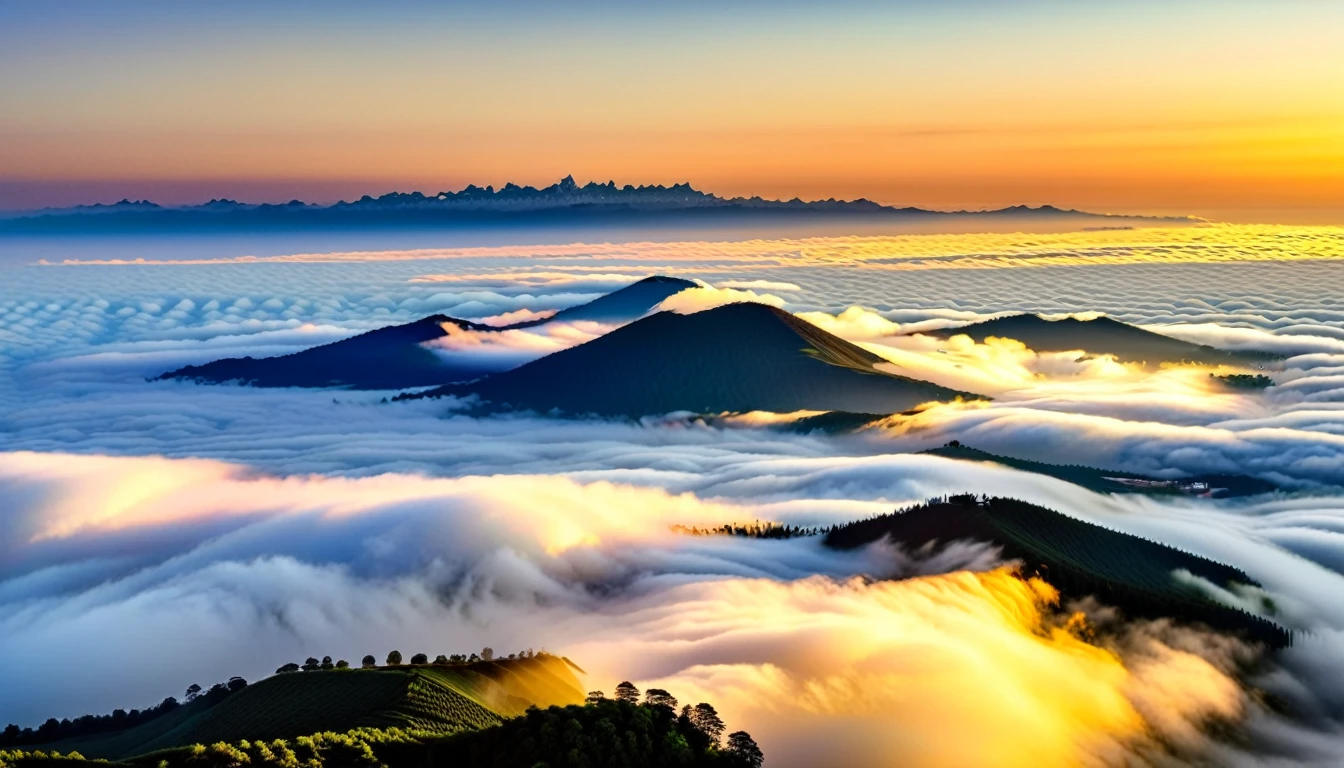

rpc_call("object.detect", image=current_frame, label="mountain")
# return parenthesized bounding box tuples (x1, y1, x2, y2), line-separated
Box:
(825, 495, 1290, 648)
(406, 302, 985, 417)
(0, 175, 1194, 232)
(924, 441, 1278, 498)
(509, 275, 697, 327)
(926, 313, 1278, 367)
(23, 655, 584, 761)
(158, 276, 696, 389)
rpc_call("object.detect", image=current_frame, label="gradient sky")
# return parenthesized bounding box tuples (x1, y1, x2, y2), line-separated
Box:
(2, 1, 1342, 221)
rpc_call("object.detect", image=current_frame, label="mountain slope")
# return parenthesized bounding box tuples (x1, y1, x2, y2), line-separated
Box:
(30, 656, 584, 761)
(409, 302, 984, 417)
(924, 442, 1278, 498)
(157, 276, 696, 389)
(927, 313, 1276, 367)
(825, 495, 1289, 648)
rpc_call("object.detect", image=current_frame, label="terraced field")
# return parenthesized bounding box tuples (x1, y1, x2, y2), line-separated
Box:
(31, 656, 584, 761)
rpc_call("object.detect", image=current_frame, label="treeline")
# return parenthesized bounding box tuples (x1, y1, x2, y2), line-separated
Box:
(824, 494, 1293, 649)
(670, 522, 830, 540)
(0, 691, 763, 768)
(1, 680, 247, 749)
(274, 648, 541, 674)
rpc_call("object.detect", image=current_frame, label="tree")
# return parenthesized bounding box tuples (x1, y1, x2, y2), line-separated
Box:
(302, 657, 321, 672)
(361, 655, 377, 668)
(481, 647, 494, 661)
(185, 683, 202, 701)
(434, 654, 449, 665)
(691, 703, 725, 745)
(727, 731, 764, 767)
(584, 690, 605, 705)
(227, 677, 248, 692)
(614, 681, 640, 704)
(644, 689, 678, 710)
(335, 659, 350, 669)
(321, 656, 334, 670)
(386, 650, 403, 666)
(276, 662, 300, 674)
(410, 653, 428, 665)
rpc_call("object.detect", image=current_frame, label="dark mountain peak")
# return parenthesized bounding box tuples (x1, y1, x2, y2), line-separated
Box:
(158, 276, 695, 390)
(407, 301, 982, 417)
(557, 174, 579, 192)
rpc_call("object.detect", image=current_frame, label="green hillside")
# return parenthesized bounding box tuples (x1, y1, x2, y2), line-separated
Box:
(28, 656, 584, 761)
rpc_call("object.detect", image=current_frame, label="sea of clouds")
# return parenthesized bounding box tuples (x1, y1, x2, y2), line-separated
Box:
(3, 224, 1344, 765)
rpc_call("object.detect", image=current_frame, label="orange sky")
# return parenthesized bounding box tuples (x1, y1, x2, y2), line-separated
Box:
(1, 2, 1342, 221)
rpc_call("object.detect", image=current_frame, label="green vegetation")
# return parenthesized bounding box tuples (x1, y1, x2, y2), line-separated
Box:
(10, 653, 584, 761)
(1212, 373, 1274, 390)
(1, 686, 761, 768)
(670, 522, 828, 540)
(824, 494, 1291, 648)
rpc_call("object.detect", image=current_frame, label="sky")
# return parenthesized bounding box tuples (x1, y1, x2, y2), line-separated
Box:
(1, 0, 1342, 222)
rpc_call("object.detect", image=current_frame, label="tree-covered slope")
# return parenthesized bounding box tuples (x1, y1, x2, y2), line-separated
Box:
(25, 656, 584, 761)
(825, 495, 1290, 647)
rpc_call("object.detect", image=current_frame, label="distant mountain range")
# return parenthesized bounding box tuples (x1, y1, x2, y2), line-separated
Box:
(404, 302, 983, 417)
(0, 175, 1193, 233)
(927, 313, 1280, 367)
(160, 276, 696, 389)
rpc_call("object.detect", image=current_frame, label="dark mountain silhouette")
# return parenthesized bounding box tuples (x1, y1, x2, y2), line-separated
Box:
(0, 175, 1194, 232)
(159, 276, 696, 389)
(510, 275, 697, 327)
(825, 494, 1290, 648)
(926, 313, 1278, 367)
(405, 302, 985, 417)
(924, 441, 1278, 498)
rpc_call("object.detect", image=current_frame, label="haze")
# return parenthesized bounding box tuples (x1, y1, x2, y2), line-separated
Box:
(2, 0, 1342, 222)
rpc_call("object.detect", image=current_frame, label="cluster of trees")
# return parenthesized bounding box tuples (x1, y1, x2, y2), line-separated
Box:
(276, 648, 543, 675)
(669, 522, 830, 540)
(0, 691, 763, 768)
(1, 679, 246, 749)
(580, 682, 762, 767)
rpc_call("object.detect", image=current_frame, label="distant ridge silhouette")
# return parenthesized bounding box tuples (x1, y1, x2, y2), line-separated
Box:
(0, 175, 1195, 232)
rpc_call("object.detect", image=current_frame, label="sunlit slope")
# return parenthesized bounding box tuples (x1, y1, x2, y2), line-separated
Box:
(157, 276, 696, 389)
(927, 313, 1277, 367)
(34, 656, 584, 761)
(414, 302, 983, 416)
(825, 495, 1290, 647)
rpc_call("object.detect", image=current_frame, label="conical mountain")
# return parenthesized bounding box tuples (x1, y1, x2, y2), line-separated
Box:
(158, 276, 697, 389)
(413, 302, 983, 416)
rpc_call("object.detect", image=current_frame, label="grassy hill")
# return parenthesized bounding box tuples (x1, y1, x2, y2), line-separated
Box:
(926, 313, 1279, 368)
(825, 495, 1290, 648)
(406, 302, 985, 417)
(924, 441, 1278, 498)
(29, 656, 584, 761)
(158, 276, 696, 390)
